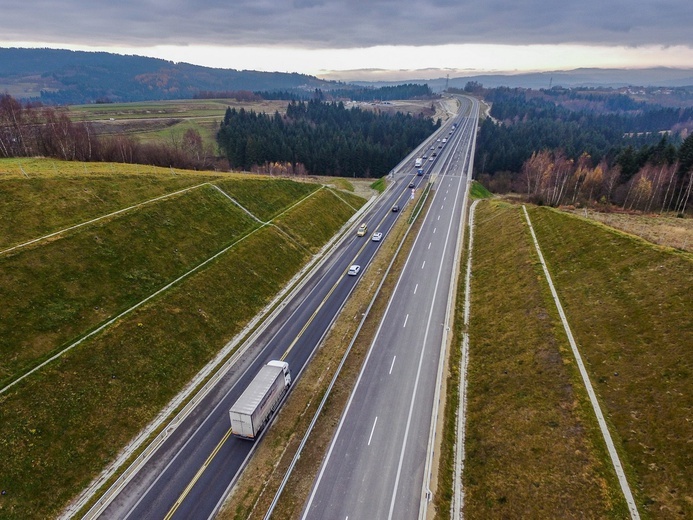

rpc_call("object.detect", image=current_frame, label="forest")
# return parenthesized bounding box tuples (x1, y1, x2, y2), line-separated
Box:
(474, 86, 693, 213)
(216, 99, 440, 178)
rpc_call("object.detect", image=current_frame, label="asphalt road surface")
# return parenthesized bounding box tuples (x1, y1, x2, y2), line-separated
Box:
(302, 96, 479, 520)
(86, 98, 471, 520)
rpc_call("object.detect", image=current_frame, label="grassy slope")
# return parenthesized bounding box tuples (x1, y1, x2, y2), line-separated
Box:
(528, 206, 692, 518)
(0, 185, 258, 385)
(214, 178, 318, 221)
(465, 200, 628, 518)
(0, 159, 218, 249)
(0, 168, 365, 520)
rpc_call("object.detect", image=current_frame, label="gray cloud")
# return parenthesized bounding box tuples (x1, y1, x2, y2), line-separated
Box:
(2, 0, 692, 49)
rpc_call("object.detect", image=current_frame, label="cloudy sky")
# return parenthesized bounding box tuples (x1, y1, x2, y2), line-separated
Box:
(2, 0, 692, 79)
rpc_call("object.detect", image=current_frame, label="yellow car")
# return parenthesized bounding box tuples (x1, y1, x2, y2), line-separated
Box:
(357, 223, 368, 236)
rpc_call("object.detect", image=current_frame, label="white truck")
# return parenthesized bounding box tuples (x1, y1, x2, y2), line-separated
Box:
(414, 157, 423, 167)
(229, 360, 291, 439)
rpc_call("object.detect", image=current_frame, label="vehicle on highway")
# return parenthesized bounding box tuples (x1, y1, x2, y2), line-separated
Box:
(357, 223, 368, 236)
(422, 154, 428, 159)
(348, 264, 361, 276)
(429, 157, 434, 161)
(442, 138, 447, 143)
(372, 232, 383, 242)
(228, 360, 291, 440)
(417, 168, 424, 176)
(414, 157, 423, 167)
(392, 204, 400, 212)
(409, 181, 415, 188)
(432, 152, 437, 157)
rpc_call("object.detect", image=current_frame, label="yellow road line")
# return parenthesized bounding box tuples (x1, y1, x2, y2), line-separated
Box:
(281, 205, 396, 362)
(163, 427, 234, 520)
(165, 199, 398, 515)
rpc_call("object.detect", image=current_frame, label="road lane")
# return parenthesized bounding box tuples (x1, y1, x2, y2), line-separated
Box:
(303, 96, 479, 520)
(87, 102, 464, 520)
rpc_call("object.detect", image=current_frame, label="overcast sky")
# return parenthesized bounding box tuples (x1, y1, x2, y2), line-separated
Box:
(2, 0, 692, 79)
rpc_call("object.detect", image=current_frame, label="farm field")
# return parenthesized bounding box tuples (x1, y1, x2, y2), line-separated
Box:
(463, 200, 691, 519)
(0, 159, 365, 520)
(67, 99, 291, 149)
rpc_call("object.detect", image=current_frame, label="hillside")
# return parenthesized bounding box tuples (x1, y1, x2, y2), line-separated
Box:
(461, 200, 692, 518)
(0, 159, 366, 519)
(0, 47, 335, 104)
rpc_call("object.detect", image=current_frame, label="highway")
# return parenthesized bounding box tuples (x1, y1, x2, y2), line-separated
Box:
(85, 98, 470, 520)
(302, 96, 479, 520)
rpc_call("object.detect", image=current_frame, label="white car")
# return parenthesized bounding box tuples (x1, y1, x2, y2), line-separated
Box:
(372, 232, 383, 242)
(348, 264, 361, 276)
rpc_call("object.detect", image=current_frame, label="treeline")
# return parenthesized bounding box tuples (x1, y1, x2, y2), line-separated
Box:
(193, 90, 262, 101)
(474, 86, 693, 213)
(217, 99, 439, 177)
(0, 94, 215, 169)
(328, 84, 434, 101)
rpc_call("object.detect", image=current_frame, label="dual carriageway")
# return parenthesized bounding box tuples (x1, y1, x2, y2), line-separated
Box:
(84, 95, 480, 520)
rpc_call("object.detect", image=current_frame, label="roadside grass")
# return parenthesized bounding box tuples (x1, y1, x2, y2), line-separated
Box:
(330, 177, 355, 192)
(272, 188, 366, 253)
(217, 187, 426, 520)
(323, 187, 367, 213)
(0, 225, 310, 520)
(463, 200, 628, 518)
(370, 177, 386, 193)
(469, 180, 492, 199)
(213, 178, 319, 222)
(528, 206, 693, 518)
(0, 185, 259, 386)
(433, 208, 469, 516)
(0, 158, 219, 249)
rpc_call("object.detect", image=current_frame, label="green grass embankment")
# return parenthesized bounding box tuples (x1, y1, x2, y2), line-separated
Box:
(469, 180, 492, 199)
(0, 185, 259, 385)
(528, 206, 692, 518)
(0, 166, 366, 520)
(464, 200, 628, 518)
(0, 159, 216, 249)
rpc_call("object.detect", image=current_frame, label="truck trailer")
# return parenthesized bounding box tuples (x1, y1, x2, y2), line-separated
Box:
(229, 360, 291, 439)
(414, 157, 423, 167)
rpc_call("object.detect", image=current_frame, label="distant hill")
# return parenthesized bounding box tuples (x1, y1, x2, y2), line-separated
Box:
(0, 47, 335, 104)
(351, 67, 693, 91)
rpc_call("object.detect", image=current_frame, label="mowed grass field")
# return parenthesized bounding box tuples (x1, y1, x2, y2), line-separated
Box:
(0, 159, 365, 519)
(464, 200, 691, 519)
